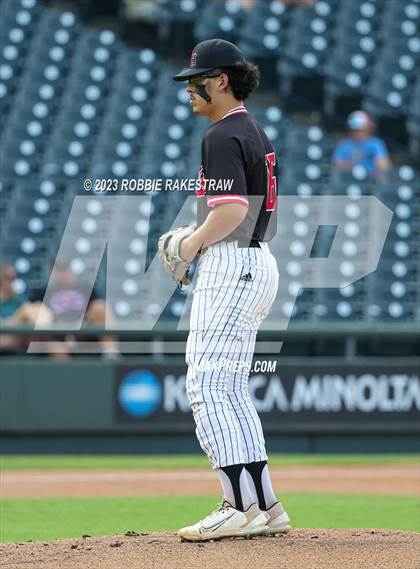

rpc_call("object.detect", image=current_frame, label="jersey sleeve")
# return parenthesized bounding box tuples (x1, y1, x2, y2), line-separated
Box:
(203, 129, 249, 208)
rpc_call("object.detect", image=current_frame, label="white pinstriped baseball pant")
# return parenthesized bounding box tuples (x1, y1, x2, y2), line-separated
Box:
(185, 240, 279, 468)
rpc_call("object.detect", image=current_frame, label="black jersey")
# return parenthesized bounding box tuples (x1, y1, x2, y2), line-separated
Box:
(196, 105, 278, 242)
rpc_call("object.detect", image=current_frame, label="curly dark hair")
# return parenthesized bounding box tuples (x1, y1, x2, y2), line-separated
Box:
(220, 61, 260, 100)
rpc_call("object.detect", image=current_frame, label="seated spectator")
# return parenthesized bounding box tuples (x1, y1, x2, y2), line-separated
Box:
(0, 262, 27, 320)
(0, 261, 53, 354)
(332, 111, 392, 178)
(44, 261, 102, 324)
(41, 260, 119, 357)
(123, 0, 169, 24)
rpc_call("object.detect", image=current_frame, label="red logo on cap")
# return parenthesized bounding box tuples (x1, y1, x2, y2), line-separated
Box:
(190, 52, 197, 67)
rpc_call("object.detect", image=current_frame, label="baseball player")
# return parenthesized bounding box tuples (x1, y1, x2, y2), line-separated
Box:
(172, 39, 291, 541)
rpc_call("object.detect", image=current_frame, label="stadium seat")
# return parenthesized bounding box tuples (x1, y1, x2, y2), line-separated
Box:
(239, 0, 289, 59)
(194, 0, 246, 43)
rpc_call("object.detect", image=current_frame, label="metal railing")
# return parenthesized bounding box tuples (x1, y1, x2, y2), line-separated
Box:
(1, 321, 419, 358)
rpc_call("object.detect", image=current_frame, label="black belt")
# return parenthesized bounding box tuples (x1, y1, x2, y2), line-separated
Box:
(199, 239, 261, 255)
(237, 239, 261, 248)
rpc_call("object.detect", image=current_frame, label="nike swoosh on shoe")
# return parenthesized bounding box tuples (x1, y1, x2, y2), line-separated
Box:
(200, 513, 235, 533)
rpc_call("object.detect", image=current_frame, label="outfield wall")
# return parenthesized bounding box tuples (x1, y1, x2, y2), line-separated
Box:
(0, 357, 419, 454)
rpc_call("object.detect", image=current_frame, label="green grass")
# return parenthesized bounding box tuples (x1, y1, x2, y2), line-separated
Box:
(1, 454, 418, 470)
(1, 494, 418, 543)
(2, 455, 418, 543)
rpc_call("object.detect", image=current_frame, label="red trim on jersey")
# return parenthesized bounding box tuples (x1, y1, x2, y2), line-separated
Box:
(207, 194, 249, 208)
(220, 105, 248, 121)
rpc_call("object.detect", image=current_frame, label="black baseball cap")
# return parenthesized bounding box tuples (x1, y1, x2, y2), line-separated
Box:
(173, 38, 246, 82)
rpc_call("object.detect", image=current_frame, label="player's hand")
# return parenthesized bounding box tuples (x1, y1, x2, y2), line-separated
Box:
(180, 235, 201, 263)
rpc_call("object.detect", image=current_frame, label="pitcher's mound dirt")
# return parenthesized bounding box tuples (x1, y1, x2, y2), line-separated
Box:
(2, 529, 419, 569)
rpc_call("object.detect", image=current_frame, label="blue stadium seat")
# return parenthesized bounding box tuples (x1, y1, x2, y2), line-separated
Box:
(194, 0, 246, 42)
(279, 1, 335, 86)
(239, 0, 288, 59)
(314, 283, 365, 321)
(406, 75, 420, 156)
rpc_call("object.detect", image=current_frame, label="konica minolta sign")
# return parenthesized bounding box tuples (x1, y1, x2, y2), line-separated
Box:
(115, 364, 420, 430)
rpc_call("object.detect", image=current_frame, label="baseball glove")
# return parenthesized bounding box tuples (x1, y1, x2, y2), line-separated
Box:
(158, 224, 196, 284)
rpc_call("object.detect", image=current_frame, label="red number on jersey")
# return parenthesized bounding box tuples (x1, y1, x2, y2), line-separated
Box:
(196, 164, 206, 197)
(265, 152, 277, 212)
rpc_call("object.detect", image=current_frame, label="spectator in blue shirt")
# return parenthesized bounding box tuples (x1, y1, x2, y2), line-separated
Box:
(332, 111, 392, 177)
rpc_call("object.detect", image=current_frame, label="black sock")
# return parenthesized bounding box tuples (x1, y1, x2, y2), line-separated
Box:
(220, 464, 245, 511)
(244, 460, 268, 511)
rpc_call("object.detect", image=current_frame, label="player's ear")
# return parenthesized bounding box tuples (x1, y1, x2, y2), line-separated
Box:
(218, 72, 230, 92)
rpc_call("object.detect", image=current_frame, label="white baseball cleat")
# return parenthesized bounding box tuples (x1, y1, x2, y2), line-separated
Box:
(264, 502, 292, 535)
(178, 501, 269, 542)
